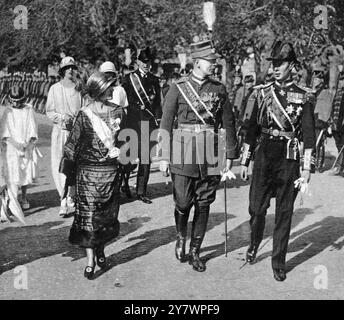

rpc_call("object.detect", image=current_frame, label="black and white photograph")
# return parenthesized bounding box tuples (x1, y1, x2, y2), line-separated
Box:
(0, 0, 344, 304)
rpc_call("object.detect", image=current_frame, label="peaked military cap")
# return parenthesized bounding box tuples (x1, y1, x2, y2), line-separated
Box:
(267, 41, 298, 63)
(190, 40, 221, 60)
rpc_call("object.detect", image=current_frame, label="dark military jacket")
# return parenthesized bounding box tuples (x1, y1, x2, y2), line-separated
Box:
(122, 69, 161, 130)
(241, 80, 316, 170)
(331, 73, 344, 131)
(160, 73, 238, 178)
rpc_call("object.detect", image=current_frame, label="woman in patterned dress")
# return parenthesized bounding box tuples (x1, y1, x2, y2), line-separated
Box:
(62, 72, 125, 279)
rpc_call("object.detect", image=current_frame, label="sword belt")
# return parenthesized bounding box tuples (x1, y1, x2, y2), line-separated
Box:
(261, 127, 295, 139)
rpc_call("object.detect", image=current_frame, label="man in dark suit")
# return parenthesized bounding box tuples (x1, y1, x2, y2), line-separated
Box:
(122, 48, 161, 204)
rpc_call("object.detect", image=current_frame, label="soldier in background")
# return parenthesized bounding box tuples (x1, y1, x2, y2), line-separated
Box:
(329, 68, 344, 175)
(241, 41, 316, 281)
(122, 48, 161, 204)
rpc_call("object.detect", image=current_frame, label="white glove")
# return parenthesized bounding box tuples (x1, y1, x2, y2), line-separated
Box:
(221, 169, 236, 182)
(294, 177, 311, 195)
(108, 147, 120, 158)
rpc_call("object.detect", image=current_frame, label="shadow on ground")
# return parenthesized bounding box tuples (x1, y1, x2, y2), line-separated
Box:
(201, 208, 315, 265)
(23, 189, 61, 216)
(230, 208, 344, 273)
(0, 216, 151, 274)
(92, 212, 236, 279)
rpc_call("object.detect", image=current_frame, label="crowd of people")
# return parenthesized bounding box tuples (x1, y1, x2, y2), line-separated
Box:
(1, 37, 344, 283)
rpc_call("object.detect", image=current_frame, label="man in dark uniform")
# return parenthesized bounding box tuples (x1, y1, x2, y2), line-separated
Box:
(159, 40, 238, 272)
(240, 41, 316, 281)
(122, 48, 162, 204)
(329, 69, 344, 175)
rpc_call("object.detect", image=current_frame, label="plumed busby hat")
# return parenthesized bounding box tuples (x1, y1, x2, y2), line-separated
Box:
(267, 41, 298, 63)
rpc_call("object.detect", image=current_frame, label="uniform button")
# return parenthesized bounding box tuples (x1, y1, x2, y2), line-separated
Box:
(280, 137, 283, 140)
(270, 136, 273, 139)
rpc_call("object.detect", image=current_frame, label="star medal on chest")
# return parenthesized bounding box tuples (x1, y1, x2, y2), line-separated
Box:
(279, 89, 286, 96)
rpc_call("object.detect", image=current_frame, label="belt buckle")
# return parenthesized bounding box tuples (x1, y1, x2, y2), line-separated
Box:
(272, 129, 280, 137)
(195, 124, 201, 133)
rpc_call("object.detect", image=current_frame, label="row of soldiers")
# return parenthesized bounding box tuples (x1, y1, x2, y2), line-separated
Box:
(0, 74, 58, 113)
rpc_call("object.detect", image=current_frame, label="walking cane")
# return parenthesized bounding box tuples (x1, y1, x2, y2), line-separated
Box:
(221, 169, 236, 257)
(224, 179, 228, 257)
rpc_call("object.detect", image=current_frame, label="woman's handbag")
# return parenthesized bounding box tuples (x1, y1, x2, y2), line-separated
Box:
(59, 156, 76, 186)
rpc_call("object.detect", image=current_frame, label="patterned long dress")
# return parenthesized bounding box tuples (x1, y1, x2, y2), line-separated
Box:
(64, 104, 124, 248)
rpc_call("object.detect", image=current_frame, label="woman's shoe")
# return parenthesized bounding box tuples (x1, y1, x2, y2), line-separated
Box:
(59, 205, 68, 216)
(21, 198, 30, 210)
(95, 248, 107, 269)
(66, 196, 76, 212)
(59, 198, 68, 216)
(84, 265, 95, 279)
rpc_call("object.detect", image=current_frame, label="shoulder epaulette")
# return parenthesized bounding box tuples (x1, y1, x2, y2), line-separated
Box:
(294, 83, 316, 94)
(175, 77, 188, 84)
(253, 82, 273, 90)
(294, 83, 316, 103)
(208, 77, 223, 86)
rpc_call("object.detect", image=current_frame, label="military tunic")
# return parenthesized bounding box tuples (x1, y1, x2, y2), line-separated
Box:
(160, 72, 238, 244)
(241, 79, 316, 270)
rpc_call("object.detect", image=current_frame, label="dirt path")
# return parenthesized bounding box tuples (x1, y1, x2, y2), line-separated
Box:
(0, 108, 343, 300)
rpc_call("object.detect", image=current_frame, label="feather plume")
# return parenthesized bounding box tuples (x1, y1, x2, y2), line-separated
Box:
(178, 53, 187, 70)
(203, 2, 216, 31)
(124, 48, 131, 67)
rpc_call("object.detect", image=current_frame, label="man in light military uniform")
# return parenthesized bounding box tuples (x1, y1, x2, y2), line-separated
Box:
(240, 41, 316, 281)
(159, 39, 238, 272)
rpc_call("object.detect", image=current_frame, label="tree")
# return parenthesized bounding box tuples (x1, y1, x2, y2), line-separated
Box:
(0, 0, 343, 71)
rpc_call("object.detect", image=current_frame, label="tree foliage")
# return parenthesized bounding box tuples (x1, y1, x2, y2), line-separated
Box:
(0, 0, 343, 70)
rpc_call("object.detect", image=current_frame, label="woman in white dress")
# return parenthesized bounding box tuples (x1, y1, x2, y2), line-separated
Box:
(46, 57, 82, 216)
(0, 85, 39, 210)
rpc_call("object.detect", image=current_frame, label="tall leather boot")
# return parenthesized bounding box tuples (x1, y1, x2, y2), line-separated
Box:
(189, 236, 206, 272)
(188, 205, 209, 272)
(174, 208, 189, 262)
(246, 214, 265, 264)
